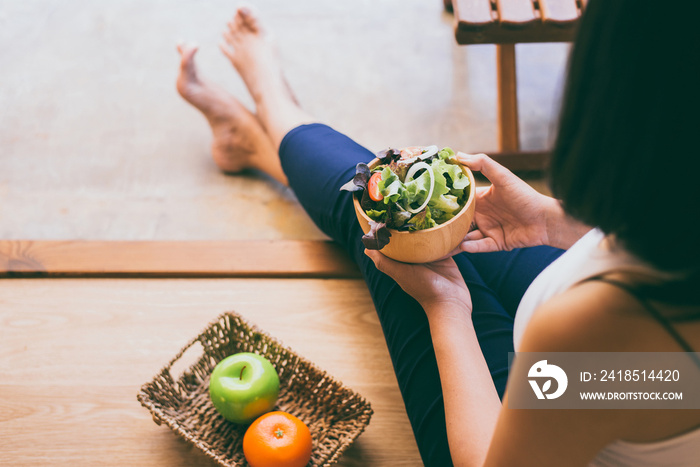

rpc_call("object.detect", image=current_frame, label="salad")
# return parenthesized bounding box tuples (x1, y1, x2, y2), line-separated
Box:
(341, 145, 471, 250)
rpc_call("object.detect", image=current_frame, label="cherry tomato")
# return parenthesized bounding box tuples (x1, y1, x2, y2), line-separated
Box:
(368, 172, 384, 202)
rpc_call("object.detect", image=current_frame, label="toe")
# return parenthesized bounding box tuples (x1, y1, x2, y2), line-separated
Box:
(234, 7, 246, 28)
(238, 5, 261, 34)
(176, 45, 202, 99)
(231, 11, 244, 36)
(223, 29, 235, 45)
(178, 44, 198, 66)
(222, 29, 239, 58)
(219, 42, 235, 62)
(225, 20, 242, 46)
(179, 45, 200, 79)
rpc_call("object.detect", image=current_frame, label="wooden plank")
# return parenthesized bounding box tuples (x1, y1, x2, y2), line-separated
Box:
(539, 0, 580, 25)
(496, 0, 537, 27)
(0, 278, 422, 465)
(497, 44, 520, 153)
(453, 0, 494, 30)
(0, 240, 361, 279)
(455, 22, 577, 43)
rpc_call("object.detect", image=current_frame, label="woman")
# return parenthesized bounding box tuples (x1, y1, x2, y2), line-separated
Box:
(176, 1, 700, 465)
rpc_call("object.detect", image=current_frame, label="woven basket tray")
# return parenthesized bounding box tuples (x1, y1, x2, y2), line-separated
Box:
(137, 311, 373, 466)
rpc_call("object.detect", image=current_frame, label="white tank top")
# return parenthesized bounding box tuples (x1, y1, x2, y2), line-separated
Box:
(513, 228, 700, 466)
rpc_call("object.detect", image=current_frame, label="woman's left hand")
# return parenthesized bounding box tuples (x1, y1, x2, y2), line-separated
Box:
(364, 249, 472, 316)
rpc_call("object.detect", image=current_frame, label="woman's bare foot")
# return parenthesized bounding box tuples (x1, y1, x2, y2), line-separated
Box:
(176, 43, 287, 184)
(219, 6, 315, 149)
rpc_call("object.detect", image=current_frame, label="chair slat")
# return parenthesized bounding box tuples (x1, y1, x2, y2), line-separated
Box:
(539, 0, 580, 25)
(453, 0, 494, 28)
(497, 0, 537, 27)
(454, 0, 581, 43)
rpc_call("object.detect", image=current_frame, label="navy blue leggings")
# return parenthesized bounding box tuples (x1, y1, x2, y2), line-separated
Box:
(279, 124, 563, 466)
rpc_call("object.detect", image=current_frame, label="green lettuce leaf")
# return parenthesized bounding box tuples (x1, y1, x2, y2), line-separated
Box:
(378, 167, 404, 204)
(431, 158, 470, 191)
(407, 207, 437, 231)
(365, 209, 387, 222)
(438, 147, 455, 160)
(430, 207, 453, 224)
(430, 194, 461, 213)
(428, 161, 450, 202)
(403, 169, 432, 209)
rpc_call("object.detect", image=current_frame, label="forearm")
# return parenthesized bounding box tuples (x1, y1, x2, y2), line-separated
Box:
(543, 197, 591, 250)
(426, 304, 501, 467)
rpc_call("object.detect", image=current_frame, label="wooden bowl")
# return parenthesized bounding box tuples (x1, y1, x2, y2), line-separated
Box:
(353, 157, 476, 263)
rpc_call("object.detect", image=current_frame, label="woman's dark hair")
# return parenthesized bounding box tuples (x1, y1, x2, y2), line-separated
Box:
(550, 0, 700, 282)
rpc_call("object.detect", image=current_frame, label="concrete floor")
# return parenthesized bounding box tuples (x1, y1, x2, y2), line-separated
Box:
(0, 0, 569, 241)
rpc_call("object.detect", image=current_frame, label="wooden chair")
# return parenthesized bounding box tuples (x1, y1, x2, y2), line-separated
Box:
(447, 0, 585, 172)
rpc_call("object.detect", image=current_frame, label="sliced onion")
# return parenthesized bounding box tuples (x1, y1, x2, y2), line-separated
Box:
(418, 145, 438, 160)
(405, 161, 435, 214)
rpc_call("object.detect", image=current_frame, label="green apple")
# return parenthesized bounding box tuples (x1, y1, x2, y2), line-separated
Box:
(209, 352, 280, 424)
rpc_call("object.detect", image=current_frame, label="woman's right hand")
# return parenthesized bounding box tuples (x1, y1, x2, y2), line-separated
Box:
(455, 152, 562, 253)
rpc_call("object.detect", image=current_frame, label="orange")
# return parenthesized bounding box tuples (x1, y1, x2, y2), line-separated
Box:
(242, 411, 313, 467)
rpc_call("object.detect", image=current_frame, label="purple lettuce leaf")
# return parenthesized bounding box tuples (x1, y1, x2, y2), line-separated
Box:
(361, 220, 392, 250)
(387, 159, 409, 182)
(377, 148, 401, 165)
(339, 163, 371, 192)
(360, 188, 375, 211)
(389, 206, 412, 229)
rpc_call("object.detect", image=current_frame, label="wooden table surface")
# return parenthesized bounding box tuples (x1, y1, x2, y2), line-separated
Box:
(0, 277, 422, 466)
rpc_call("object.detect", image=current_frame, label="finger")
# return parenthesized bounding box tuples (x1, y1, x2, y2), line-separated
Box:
(464, 230, 485, 241)
(460, 237, 500, 254)
(364, 249, 407, 277)
(364, 249, 387, 272)
(456, 152, 514, 186)
(417, 231, 488, 260)
(435, 246, 465, 260)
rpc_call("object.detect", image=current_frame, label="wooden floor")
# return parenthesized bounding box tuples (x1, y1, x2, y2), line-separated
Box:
(0, 0, 571, 465)
(1, 278, 420, 466)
